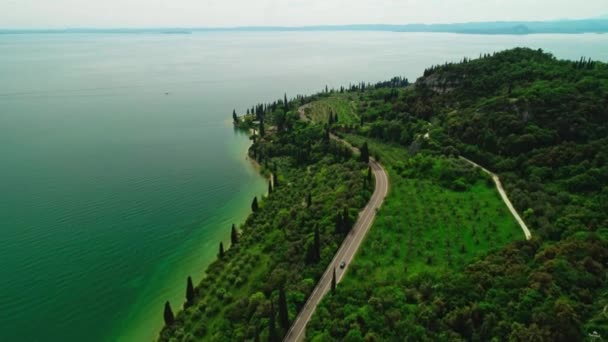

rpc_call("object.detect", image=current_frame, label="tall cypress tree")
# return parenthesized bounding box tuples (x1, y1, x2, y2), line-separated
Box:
(232, 109, 238, 123)
(331, 268, 336, 294)
(314, 225, 321, 262)
(268, 180, 273, 194)
(164, 301, 175, 325)
(186, 276, 195, 306)
(342, 207, 351, 232)
(335, 210, 343, 234)
(306, 192, 312, 208)
(252, 196, 259, 212)
(268, 302, 277, 342)
(231, 224, 238, 245)
(259, 118, 265, 137)
(272, 173, 279, 187)
(367, 166, 373, 186)
(278, 288, 289, 330)
(219, 242, 225, 259)
(360, 142, 370, 163)
(284, 93, 288, 110)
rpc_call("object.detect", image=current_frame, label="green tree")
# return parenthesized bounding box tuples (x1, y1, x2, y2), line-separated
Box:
(344, 329, 364, 342)
(278, 288, 290, 330)
(510, 323, 550, 342)
(186, 276, 195, 306)
(273, 173, 279, 187)
(306, 192, 312, 208)
(313, 225, 321, 262)
(259, 119, 265, 137)
(268, 180, 273, 194)
(366, 166, 372, 186)
(552, 298, 581, 341)
(268, 302, 278, 342)
(219, 242, 225, 259)
(252, 196, 259, 212)
(331, 268, 336, 294)
(335, 210, 344, 234)
(232, 109, 238, 123)
(360, 142, 370, 163)
(164, 301, 175, 326)
(342, 207, 351, 232)
(231, 224, 238, 245)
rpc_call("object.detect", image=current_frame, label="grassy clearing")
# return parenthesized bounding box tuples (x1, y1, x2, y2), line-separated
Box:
(303, 94, 360, 126)
(343, 134, 523, 277)
(341, 133, 409, 166)
(353, 178, 521, 279)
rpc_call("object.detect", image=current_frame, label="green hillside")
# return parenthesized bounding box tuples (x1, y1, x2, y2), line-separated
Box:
(160, 48, 608, 341)
(307, 48, 608, 341)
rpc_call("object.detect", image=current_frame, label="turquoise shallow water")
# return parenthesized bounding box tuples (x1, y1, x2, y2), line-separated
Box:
(0, 32, 606, 342)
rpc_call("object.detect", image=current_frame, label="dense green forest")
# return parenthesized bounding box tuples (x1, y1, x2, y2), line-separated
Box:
(159, 91, 372, 341)
(306, 48, 608, 341)
(161, 48, 607, 341)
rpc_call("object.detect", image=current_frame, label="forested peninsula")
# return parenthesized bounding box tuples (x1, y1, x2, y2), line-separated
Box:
(160, 48, 608, 341)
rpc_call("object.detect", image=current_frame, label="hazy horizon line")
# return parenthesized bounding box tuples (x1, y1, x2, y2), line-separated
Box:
(2, 16, 607, 31)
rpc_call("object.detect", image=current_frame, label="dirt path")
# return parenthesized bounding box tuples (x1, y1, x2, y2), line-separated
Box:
(459, 156, 532, 240)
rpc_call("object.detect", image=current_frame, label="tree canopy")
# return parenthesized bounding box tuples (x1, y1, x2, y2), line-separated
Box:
(307, 48, 608, 341)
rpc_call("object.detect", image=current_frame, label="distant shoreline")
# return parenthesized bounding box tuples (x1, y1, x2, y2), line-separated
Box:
(2, 18, 608, 35)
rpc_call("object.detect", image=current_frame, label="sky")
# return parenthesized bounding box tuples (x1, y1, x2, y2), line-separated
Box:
(1, 0, 607, 28)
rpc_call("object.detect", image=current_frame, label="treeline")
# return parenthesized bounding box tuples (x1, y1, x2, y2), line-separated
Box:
(233, 77, 409, 130)
(307, 48, 608, 340)
(159, 94, 373, 341)
(309, 232, 607, 341)
(232, 93, 295, 134)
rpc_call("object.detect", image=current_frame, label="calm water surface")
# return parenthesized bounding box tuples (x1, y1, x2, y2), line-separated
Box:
(0, 32, 606, 342)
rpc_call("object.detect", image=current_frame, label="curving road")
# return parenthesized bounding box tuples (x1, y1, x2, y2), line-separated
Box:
(283, 136, 389, 342)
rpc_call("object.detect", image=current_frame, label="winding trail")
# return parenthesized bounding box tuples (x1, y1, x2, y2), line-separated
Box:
(459, 156, 532, 240)
(283, 110, 389, 341)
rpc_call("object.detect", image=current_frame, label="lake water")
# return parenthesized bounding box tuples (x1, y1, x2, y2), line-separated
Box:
(0, 31, 606, 342)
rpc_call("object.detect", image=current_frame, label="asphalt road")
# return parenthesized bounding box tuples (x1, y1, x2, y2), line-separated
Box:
(283, 138, 389, 342)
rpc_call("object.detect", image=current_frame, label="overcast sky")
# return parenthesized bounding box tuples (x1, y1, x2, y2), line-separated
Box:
(1, 0, 606, 28)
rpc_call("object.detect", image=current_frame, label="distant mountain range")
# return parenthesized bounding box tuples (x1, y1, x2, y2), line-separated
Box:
(2, 18, 608, 35)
